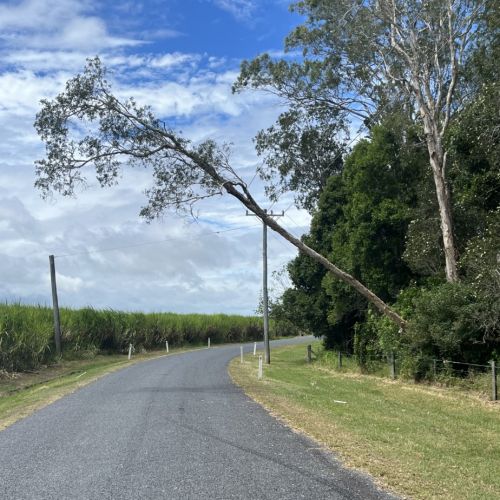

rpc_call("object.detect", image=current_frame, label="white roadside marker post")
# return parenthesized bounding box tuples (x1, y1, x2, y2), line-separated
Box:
(258, 355, 263, 380)
(240, 346, 244, 363)
(128, 344, 132, 360)
(166, 341, 169, 353)
(208, 337, 211, 348)
(253, 342, 257, 356)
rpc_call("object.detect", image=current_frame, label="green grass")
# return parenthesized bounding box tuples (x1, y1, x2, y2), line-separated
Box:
(229, 342, 500, 500)
(315, 349, 494, 398)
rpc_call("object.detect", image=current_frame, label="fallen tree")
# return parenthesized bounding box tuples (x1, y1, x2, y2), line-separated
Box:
(34, 58, 407, 329)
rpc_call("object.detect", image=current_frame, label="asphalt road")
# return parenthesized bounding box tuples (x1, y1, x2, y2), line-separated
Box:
(0, 337, 395, 499)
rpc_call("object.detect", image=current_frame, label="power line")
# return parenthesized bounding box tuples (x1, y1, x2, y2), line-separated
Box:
(49, 127, 364, 261)
(267, 227, 297, 253)
(54, 223, 262, 259)
(283, 200, 295, 214)
(284, 213, 305, 233)
(247, 169, 259, 188)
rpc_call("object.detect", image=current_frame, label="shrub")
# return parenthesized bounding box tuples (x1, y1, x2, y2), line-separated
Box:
(353, 280, 498, 379)
(406, 283, 495, 365)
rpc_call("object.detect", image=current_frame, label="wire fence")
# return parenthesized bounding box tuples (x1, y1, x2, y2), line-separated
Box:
(307, 346, 498, 401)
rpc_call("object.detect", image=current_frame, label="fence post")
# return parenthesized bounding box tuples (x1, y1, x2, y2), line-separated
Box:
(307, 345, 312, 363)
(491, 360, 497, 401)
(390, 352, 396, 379)
(338, 351, 342, 368)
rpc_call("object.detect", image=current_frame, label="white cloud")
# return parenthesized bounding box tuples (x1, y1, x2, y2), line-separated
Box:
(1, 51, 200, 75)
(56, 274, 87, 293)
(0, 0, 310, 314)
(0, 70, 71, 115)
(0, 0, 84, 31)
(149, 53, 201, 69)
(141, 28, 183, 40)
(56, 17, 141, 50)
(0, 0, 142, 51)
(3, 50, 90, 72)
(0, 56, 248, 120)
(213, 0, 257, 21)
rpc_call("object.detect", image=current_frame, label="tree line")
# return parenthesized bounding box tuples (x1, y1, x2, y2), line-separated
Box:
(244, 0, 499, 375)
(34, 1, 498, 375)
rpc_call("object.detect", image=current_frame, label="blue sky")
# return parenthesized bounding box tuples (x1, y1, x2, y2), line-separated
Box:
(99, 0, 300, 58)
(0, 0, 310, 315)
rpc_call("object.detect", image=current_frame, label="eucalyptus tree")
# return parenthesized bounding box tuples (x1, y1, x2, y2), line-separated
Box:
(234, 0, 489, 283)
(254, 109, 345, 212)
(34, 57, 407, 329)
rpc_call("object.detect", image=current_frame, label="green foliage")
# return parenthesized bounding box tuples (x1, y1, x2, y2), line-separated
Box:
(236, 0, 497, 287)
(0, 304, 264, 373)
(327, 126, 423, 297)
(459, 210, 500, 342)
(281, 175, 347, 345)
(236, 1, 498, 377)
(402, 178, 444, 277)
(254, 109, 345, 211)
(276, 100, 497, 374)
(0, 304, 54, 372)
(404, 21, 499, 276)
(267, 299, 303, 338)
(282, 122, 424, 349)
(405, 284, 487, 362)
(354, 278, 498, 379)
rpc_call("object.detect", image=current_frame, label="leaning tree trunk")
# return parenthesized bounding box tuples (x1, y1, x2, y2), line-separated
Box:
(219, 180, 408, 330)
(177, 147, 408, 329)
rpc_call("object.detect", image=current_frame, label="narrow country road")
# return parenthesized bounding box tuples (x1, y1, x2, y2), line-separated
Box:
(0, 337, 394, 499)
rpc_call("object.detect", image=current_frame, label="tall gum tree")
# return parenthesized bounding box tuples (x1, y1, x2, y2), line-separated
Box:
(234, 0, 489, 283)
(34, 58, 407, 330)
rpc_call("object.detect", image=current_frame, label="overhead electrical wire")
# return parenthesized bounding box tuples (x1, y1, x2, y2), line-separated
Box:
(53, 129, 365, 261)
(55, 223, 262, 259)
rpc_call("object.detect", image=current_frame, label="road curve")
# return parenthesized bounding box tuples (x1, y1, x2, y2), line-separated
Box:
(0, 337, 395, 499)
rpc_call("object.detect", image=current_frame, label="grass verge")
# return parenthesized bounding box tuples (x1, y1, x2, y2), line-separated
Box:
(0, 346, 201, 431)
(229, 342, 500, 500)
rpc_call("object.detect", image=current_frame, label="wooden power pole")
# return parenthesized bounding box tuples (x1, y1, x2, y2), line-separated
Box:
(49, 255, 62, 356)
(246, 209, 284, 364)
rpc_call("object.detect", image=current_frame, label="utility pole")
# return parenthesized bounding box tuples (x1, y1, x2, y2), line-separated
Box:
(49, 255, 62, 356)
(246, 209, 284, 364)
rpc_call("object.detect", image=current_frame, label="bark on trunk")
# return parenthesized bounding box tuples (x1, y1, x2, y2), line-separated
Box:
(423, 117, 459, 283)
(429, 155, 459, 282)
